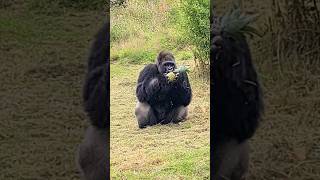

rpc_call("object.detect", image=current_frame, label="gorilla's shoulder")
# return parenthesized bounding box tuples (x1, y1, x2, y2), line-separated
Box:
(143, 64, 157, 70)
(137, 64, 158, 82)
(140, 64, 158, 74)
(87, 22, 109, 72)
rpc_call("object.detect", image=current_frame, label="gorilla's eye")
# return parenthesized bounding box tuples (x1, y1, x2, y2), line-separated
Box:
(163, 62, 175, 67)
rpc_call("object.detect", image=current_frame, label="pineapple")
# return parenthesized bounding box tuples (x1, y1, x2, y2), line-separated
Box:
(166, 72, 176, 81)
(166, 65, 190, 82)
(174, 65, 190, 73)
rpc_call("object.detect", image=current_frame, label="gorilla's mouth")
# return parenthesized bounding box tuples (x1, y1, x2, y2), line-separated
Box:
(166, 66, 174, 72)
(163, 62, 176, 73)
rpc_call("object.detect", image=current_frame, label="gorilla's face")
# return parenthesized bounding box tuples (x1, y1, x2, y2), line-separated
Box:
(212, 31, 252, 85)
(212, 32, 247, 67)
(156, 52, 176, 75)
(161, 61, 176, 73)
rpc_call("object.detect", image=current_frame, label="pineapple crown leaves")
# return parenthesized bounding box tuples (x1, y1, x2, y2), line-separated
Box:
(174, 65, 190, 73)
(214, 5, 262, 41)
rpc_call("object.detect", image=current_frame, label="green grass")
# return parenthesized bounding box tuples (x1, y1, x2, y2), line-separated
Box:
(164, 147, 210, 177)
(115, 49, 158, 64)
(110, 0, 193, 65)
(111, 147, 209, 179)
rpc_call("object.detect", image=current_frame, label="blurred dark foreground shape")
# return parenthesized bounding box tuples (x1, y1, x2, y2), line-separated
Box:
(77, 22, 109, 180)
(211, 5, 263, 180)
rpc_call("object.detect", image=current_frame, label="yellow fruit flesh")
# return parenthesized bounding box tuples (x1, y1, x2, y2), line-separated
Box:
(166, 72, 176, 81)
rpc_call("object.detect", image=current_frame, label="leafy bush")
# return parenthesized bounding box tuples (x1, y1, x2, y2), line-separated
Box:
(173, 0, 210, 77)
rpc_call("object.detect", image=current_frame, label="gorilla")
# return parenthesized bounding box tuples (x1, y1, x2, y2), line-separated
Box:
(76, 22, 109, 180)
(211, 11, 263, 180)
(135, 51, 192, 128)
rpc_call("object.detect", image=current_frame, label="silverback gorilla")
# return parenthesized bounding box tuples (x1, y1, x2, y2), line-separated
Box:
(77, 22, 109, 180)
(211, 9, 263, 180)
(135, 51, 192, 128)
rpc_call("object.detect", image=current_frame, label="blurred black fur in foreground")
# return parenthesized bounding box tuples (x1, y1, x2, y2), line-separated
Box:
(77, 22, 109, 180)
(211, 8, 263, 180)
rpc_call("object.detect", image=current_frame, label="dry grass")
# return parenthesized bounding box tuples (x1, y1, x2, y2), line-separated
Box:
(0, 3, 105, 179)
(110, 60, 210, 179)
(215, 0, 320, 179)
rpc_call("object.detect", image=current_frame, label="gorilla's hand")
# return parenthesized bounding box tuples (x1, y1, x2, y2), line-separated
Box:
(170, 71, 192, 106)
(173, 72, 187, 86)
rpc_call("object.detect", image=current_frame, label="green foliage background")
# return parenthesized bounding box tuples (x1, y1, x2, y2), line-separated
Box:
(175, 0, 210, 64)
(111, 0, 209, 77)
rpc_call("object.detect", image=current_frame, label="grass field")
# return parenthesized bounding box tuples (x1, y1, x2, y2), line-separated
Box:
(110, 60, 210, 179)
(110, 1, 210, 178)
(0, 2, 105, 179)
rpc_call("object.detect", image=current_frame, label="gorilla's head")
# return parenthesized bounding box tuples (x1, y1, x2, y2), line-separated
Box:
(212, 29, 250, 68)
(211, 15, 254, 84)
(156, 51, 176, 75)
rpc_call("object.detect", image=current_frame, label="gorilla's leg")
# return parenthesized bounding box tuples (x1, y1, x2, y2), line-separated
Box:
(135, 101, 158, 128)
(213, 140, 249, 180)
(173, 106, 188, 123)
(161, 106, 188, 124)
(77, 126, 107, 180)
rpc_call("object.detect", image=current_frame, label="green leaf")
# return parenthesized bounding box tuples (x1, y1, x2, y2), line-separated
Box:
(217, 5, 261, 40)
(174, 65, 190, 73)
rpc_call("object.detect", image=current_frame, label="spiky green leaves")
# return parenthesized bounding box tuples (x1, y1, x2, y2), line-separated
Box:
(166, 65, 190, 82)
(174, 65, 190, 73)
(215, 6, 262, 41)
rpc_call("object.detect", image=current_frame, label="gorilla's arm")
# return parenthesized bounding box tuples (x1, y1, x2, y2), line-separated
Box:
(83, 22, 109, 129)
(171, 72, 192, 107)
(136, 64, 166, 103)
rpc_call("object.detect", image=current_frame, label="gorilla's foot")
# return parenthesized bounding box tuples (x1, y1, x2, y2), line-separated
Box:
(135, 101, 158, 128)
(171, 106, 188, 124)
(213, 140, 249, 180)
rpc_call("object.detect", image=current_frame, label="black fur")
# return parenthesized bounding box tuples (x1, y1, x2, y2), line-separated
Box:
(78, 22, 109, 180)
(135, 51, 192, 127)
(211, 14, 263, 180)
(211, 17, 263, 144)
(83, 22, 109, 129)
(210, 13, 263, 180)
